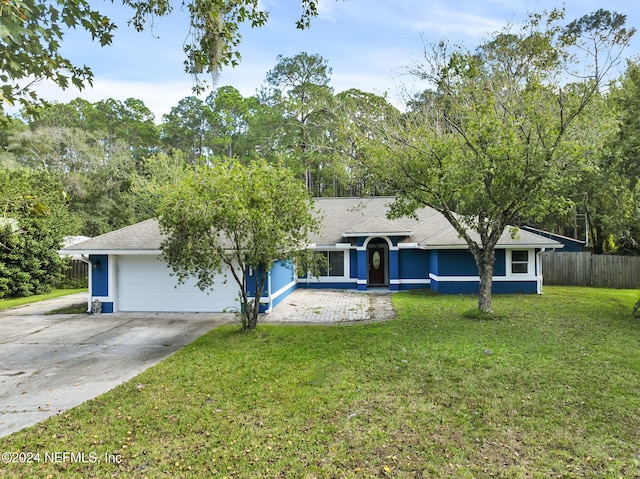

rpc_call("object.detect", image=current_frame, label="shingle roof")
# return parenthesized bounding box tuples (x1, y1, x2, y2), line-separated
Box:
(61, 197, 561, 254)
(310, 197, 561, 248)
(344, 217, 413, 237)
(61, 218, 165, 253)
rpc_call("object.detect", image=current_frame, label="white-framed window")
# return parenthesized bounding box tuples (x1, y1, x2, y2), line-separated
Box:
(511, 250, 529, 274)
(319, 250, 345, 277)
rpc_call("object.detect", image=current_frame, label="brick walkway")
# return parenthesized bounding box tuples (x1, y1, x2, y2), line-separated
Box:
(262, 289, 395, 324)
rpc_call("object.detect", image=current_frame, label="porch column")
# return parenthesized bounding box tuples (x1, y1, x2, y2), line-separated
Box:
(389, 248, 399, 291)
(357, 247, 367, 291)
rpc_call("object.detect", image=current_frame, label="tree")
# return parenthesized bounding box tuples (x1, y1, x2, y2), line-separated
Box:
(158, 158, 318, 330)
(0, 0, 115, 112)
(10, 125, 104, 173)
(602, 59, 640, 253)
(7, 115, 139, 236)
(522, 59, 640, 255)
(130, 151, 190, 220)
(0, 167, 76, 297)
(84, 98, 158, 161)
(160, 96, 213, 163)
(368, 9, 634, 313)
(206, 86, 251, 158)
(330, 89, 400, 196)
(27, 98, 159, 161)
(0, 115, 27, 167)
(1, 0, 323, 113)
(241, 94, 289, 163)
(264, 52, 335, 193)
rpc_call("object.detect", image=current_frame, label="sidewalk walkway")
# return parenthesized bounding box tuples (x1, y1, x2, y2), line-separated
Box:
(262, 289, 396, 324)
(0, 292, 88, 317)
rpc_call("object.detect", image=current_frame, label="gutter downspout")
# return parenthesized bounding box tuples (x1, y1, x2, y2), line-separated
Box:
(79, 255, 92, 313)
(536, 248, 558, 295)
(267, 269, 273, 314)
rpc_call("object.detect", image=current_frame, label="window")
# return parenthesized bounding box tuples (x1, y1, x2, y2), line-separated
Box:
(511, 250, 529, 274)
(319, 251, 345, 277)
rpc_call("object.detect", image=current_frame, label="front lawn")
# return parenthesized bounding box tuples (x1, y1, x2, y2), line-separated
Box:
(1, 286, 639, 478)
(0, 289, 87, 312)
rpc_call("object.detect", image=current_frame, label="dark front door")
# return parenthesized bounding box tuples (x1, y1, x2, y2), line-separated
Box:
(368, 244, 386, 286)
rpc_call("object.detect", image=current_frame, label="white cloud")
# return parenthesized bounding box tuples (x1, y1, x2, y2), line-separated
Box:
(7, 0, 638, 124)
(316, 0, 339, 21)
(32, 78, 198, 122)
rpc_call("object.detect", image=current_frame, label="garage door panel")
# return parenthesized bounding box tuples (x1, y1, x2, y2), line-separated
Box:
(116, 256, 240, 312)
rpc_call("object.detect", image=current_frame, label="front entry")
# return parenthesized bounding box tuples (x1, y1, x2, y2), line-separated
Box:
(367, 240, 388, 286)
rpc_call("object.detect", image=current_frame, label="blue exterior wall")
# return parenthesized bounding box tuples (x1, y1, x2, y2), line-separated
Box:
(246, 262, 299, 313)
(204, 243, 539, 303)
(398, 283, 431, 291)
(430, 250, 439, 277)
(399, 249, 430, 279)
(521, 226, 584, 252)
(245, 265, 266, 297)
(271, 260, 295, 292)
(269, 260, 297, 310)
(494, 250, 506, 276)
(243, 265, 266, 313)
(89, 254, 113, 312)
(433, 250, 477, 275)
(432, 279, 477, 294)
(100, 302, 114, 313)
(90, 255, 109, 296)
(430, 249, 507, 276)
(397, 249, 431, 290)
(430, 279, 537, 294)
(493, 281, 538, 294)
(389, 248, 399, 291)
(296, 249, 358, 289)
(357, 248, 367, 291)
(350, 250, 358, 279)
(298, 281, 358, 289)
(270, 281, 297, 308)
(427, 249, 536, 294)
(552, 240, 583, 253)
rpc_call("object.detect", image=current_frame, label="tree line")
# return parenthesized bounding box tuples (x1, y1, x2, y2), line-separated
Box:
(3, 49, 639, 246)
(1, 9, 639, 310)
(1, 52, 396, 235)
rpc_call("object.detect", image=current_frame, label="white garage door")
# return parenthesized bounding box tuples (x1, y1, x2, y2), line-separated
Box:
(116, 255, 240, 312)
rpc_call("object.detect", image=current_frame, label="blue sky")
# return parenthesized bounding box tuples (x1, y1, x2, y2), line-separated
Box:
(34, 0, 640, 121)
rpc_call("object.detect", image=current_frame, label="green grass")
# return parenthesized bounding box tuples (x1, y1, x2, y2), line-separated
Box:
(1, 286, 639, 478)
(45, 303, 88, 315)
(0, 289, 87, 312)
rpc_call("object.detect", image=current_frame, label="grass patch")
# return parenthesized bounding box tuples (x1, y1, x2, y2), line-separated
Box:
(461, 308, 504, 321)
(1, 286, 639, 478)
(46, 303, 88, 315)
(0, 289, 87, 312)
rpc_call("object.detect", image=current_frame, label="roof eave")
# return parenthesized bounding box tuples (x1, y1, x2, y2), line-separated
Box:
(343, 231, 413, 238)
(418, 243, 564, 250)
(59, 249, 163, 256)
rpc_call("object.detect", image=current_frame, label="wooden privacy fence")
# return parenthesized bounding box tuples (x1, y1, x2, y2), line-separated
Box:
(63, 259, 88, 284)
(542, 252, 640, 289)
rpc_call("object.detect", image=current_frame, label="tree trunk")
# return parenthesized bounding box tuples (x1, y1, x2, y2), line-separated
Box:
(243, 267, 267, 331)
(247, 298, 259, 330)
(240, 294, 259, 331)
(476, 248, 495, 314)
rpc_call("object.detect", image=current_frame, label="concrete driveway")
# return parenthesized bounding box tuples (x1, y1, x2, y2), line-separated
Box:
(0, 294, 234, 438)
(0, 290, 396, 438)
